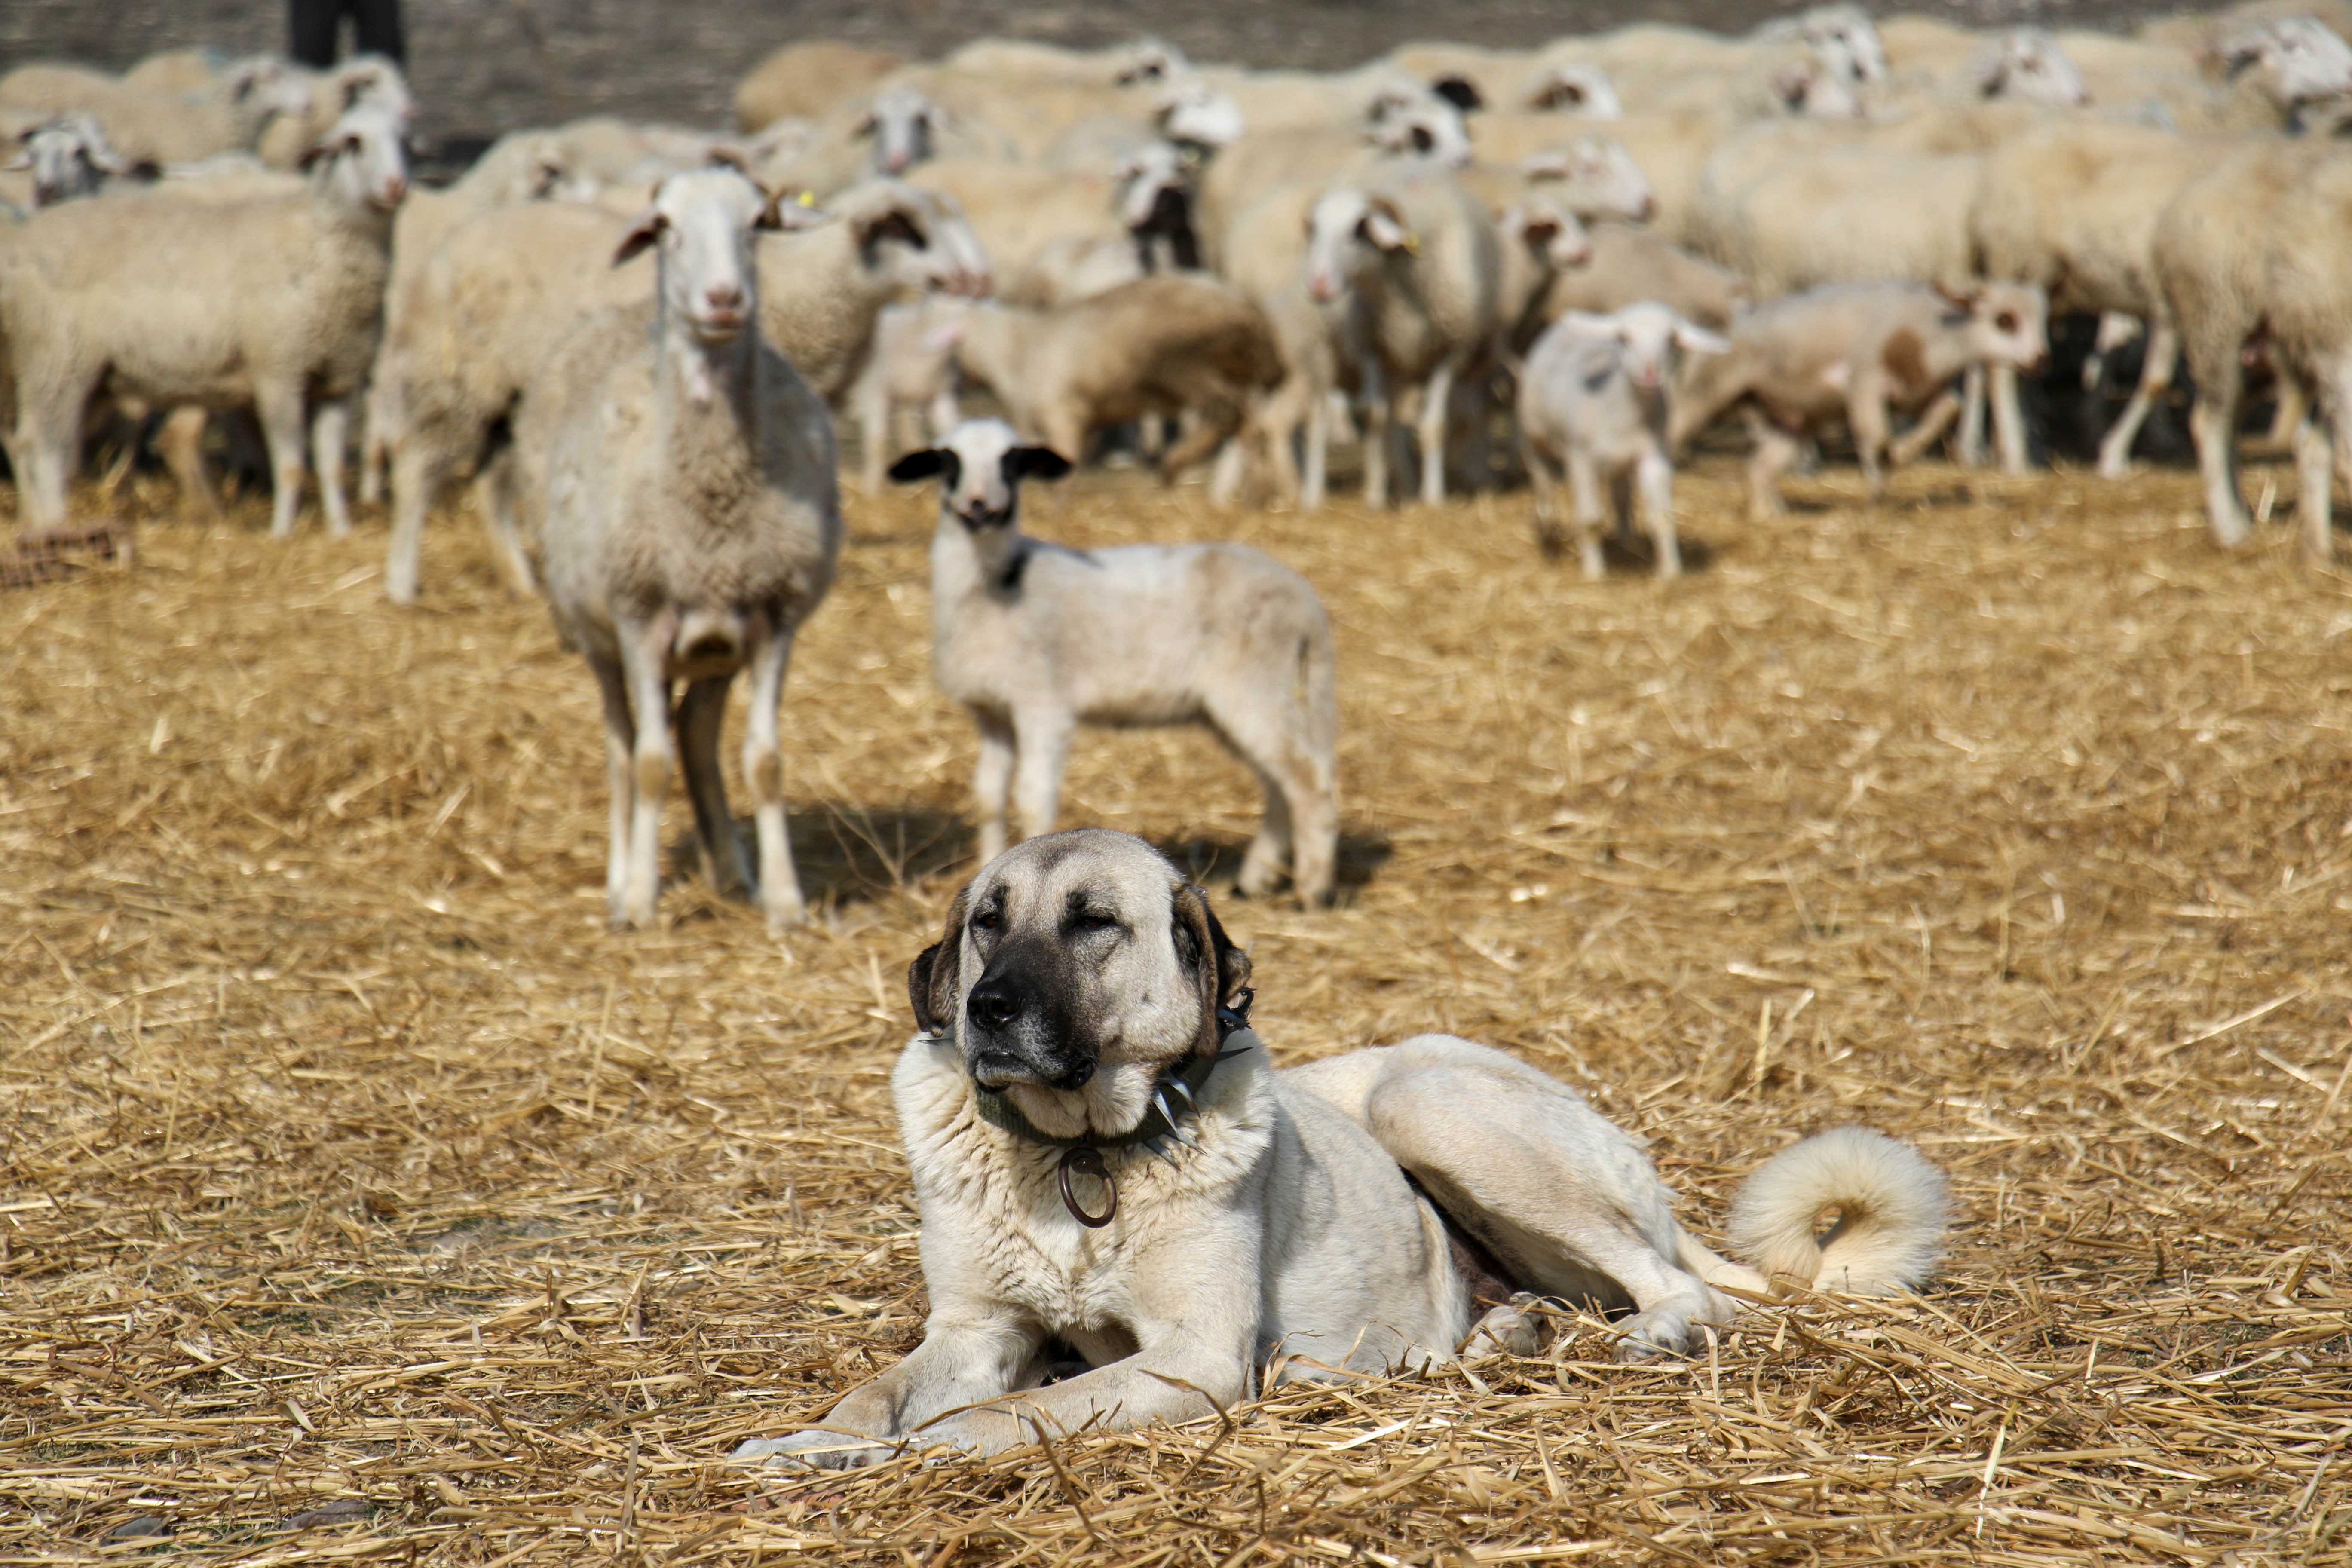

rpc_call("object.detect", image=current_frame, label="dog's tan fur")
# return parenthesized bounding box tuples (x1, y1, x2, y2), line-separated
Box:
(735, 829, 1948, 1468)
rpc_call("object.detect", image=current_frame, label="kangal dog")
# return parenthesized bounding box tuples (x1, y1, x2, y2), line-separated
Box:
(737, 829, 1948, 1467)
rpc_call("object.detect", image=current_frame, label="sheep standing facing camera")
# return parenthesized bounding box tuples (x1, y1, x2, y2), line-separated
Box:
(511, 167, 842, 931)
(892, 418, 1339, 906)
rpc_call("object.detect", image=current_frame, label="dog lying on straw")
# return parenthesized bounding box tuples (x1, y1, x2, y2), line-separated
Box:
(736, 828, 1948, 1467)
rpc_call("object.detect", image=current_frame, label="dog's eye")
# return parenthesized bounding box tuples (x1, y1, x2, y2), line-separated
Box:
(971, 907, 1000, 931)
(1075, 910, 1122, 933)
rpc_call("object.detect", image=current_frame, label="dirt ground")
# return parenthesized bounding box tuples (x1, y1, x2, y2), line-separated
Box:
(3, 448, 2349, 1563)
(4, 0, 2183, 147)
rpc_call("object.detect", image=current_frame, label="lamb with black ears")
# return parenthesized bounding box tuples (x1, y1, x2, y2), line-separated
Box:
(891, 417, 1340, 904)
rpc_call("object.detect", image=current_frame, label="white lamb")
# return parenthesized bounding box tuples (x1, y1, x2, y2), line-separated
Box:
(1518, 303, 1728, 579)
(890, 418, 1339, 906)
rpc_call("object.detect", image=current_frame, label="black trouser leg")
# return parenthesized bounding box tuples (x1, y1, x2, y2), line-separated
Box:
(288, 0, 347, 68)
(349, 0, 405, 65)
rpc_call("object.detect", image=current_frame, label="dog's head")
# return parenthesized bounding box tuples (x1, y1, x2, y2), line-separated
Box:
(906, 829, 1251, 1140)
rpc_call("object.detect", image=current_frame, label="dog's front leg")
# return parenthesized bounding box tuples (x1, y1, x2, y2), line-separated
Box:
(734, 1307, 1044, 1470)
(905, 1213, 1264, 1457)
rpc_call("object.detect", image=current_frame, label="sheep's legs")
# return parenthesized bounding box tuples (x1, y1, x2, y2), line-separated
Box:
(312, 396, 353, 537)
(2296, 397, 2334, 566)
(1415, 364, 1456, 508)
(1888, 389, 1963, 468)
(1744, 413, 1798, 522)
(741, 625, 810, 929)
(590, 657, 640, 922)
(384, 436, 446, 605)
(257, 380, 310, 540)
(1302, 389, 1331, 512)
(1361, 376, 1393, 508)
(1212, 702, 1338, 908)
(970, 710, 1016, 866)
(1525, 445, 1564, 560)
(14, 378, 89, 524)
(1847, 381, 1892, 499)
(2097, 318, 2177, 480)
(616, 617, 677, 928)
(1636, 449, 1680, 581)
(2190, 360, 2251, 547)
(156, 407, 222, 518)
(1957, 365, 1989, 468)
(471, 451, 538, 597)
(854, 388, 890, 494)
(1010, 709, 1073, 846)
(1988, 363, 2028, 474)
(1566, 447, 1606, 579)
(678, 675, 756, 903)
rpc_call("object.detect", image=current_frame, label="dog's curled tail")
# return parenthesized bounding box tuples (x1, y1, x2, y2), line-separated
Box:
(1727, 1127, 1949, 1296)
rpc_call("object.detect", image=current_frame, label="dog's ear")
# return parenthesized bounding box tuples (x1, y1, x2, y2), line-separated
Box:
(906, 883, 973, 1036)
(1172, 882, 1253, 1057)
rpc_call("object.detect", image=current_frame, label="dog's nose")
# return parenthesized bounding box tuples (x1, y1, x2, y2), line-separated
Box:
(966, 979, 1023, 1031)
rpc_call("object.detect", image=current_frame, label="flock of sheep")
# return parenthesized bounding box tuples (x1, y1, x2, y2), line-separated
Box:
(4, 1, 2352, 925)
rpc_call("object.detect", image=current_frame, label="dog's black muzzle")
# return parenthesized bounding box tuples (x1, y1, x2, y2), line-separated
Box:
(962, 950, 1095, 1092)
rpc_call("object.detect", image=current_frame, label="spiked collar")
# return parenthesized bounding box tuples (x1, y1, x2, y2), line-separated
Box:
(967, 990, 1257, 1159)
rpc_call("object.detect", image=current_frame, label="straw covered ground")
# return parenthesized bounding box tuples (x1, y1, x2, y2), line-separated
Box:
(3, 452, 2349, 1565)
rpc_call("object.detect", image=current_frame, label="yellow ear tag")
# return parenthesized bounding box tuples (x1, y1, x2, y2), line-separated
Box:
(1400, 232, 1421, 256)
(796, 190, 815, 207)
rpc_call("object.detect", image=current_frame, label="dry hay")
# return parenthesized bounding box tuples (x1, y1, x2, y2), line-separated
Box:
(2, 451, 2349, 1567)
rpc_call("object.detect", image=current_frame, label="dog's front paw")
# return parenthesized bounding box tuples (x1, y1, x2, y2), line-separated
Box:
(731, 1429, 897, 1470)
(1611, 1308, 1695, 1363)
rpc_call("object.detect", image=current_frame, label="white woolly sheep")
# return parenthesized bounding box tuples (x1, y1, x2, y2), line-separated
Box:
(1302, 168, 1502, 507)
(1672, 281, 2049, 518)
(1519, 304, 1729, 578)
(380, 176, 983, 604)
(1, 100, 406, 536)
(511, 167, 843, 931)
(890, 416, 1338, 904)
(952, 275, 1281, 482)
(846, 296, 969, 493)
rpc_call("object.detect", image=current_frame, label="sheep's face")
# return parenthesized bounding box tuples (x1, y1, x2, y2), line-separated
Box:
(616, 167, 775, 344)
(1523, 64, 1623, 118)
(1954, 283, 2049, 374)
(333, 56, 417, 127)
(1584, 303, 1728, 391)
(13, 118, 121, 207)
(889, 419, 1072, 530)
(2228, 17, 2352, 107)
(1523, 138, 1656, 223)
(307, 102, 409, 211)
(860, 86, 938, 176)
(1365, 101, 1472, 168)
(1504, 197, 1592, 271)
(1114, 142, 1190, 230)
(1801, 5, 1888, 83)
(848, 183, 994, 299)
(1978, 30, 2090, 107)
(231, 58, 318, 121)
(1157, 83, 1244, 148)
(1304, 189, 1412, 303)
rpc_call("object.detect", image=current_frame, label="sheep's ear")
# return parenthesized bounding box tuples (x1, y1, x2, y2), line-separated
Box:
(706, 143, 752, 174)
(1675, 323, 1732, 356)
(888, 448, 949, 483)
(1008, 447, 1073, 482)
(854, 108, 880, 136)
(1932, 281, 1978, 310)
(1431, 76, 1482, 111)
(854, 206, 926, 251)
(759, 188, 827, 230)
(613, 208, 666, 266)
(0, 149, 26, 172)
(298, 132, 355, 172)
(1361, 199, 1414, 252)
